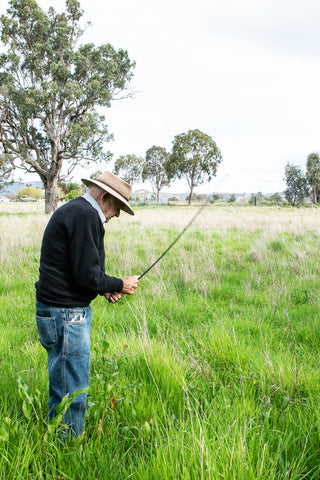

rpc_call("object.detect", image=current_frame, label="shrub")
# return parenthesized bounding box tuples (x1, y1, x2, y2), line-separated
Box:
(16, 186, 43, 200)
(66, 189, 80, 200)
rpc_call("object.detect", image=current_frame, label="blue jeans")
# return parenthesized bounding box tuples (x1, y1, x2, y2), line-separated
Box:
(36, 300, 92, 438)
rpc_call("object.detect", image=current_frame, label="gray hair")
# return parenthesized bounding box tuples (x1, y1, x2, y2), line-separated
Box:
(88, 184, 105, 197)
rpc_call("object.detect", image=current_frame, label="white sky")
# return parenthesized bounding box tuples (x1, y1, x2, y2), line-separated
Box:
(3, 0, 320, 193)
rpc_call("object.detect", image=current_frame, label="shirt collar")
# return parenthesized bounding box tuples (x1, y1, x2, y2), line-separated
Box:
(82, 193, 106, 224)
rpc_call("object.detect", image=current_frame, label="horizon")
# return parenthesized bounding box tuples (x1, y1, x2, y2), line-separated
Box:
(1, 179, 285, 198)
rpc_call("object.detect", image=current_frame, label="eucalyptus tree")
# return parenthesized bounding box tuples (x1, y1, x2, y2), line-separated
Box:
(0, 0, 135, 213)
(142, 145, 170, 202)
(283, 163, 309, 206)
(113, 154, 143, 186)
(306, 152, 320, 204)
(167, 129, 222, 204)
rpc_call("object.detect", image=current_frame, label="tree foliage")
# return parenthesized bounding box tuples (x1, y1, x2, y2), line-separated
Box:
(306, 152, 320, 204)
(113, 154, 143, 186)
(0, 154, 14, 191)
(283, 163, 309, 206)
(142, 145, 170, 202)
(16, 186, 43, 199)
(248, 192, 264, 205)
(58, 180, 81, 200)
(268, 192, 283, 204)
(227, 194, 236, 203)
(0, 0, 135, 212)
(211, 193, 222, 202)
(167, 129, 222, 204)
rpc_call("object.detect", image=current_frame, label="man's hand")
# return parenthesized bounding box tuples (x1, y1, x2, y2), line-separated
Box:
(104, 276, 139, 303)
(104, 292, 124, 303)
(121, 275, 140, 295)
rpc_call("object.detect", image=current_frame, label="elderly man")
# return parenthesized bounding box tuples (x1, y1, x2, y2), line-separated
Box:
(35, 171, 139, 438)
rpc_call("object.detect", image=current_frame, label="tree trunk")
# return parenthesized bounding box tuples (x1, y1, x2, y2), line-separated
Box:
(188, 184, 194, 205)
(156, 188, 160, 203)
(44, 178, 58, 214)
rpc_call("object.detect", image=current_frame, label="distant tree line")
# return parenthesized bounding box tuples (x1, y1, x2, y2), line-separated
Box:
(244, 192, 283, 206)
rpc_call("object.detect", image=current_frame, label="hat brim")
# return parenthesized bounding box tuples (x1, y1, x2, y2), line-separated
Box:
(81, 178, 134, 216)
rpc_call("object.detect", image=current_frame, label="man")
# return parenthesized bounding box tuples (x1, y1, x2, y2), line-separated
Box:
(35, 171, 139, 438)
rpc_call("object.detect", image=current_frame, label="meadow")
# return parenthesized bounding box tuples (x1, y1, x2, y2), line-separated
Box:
(0, 202, 320, 479)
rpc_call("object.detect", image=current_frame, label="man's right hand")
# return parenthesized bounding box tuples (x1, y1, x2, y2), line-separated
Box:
(121, 275, 140, 295)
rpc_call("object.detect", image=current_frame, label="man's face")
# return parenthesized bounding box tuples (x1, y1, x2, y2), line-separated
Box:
(100, 194, 122, 222)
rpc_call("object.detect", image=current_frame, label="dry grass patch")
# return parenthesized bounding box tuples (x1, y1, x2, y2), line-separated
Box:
(0, 215, 47, 264)
(115, 205, 320, 234)
(0, 200, 45, 214)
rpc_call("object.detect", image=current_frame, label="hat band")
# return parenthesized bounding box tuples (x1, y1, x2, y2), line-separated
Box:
(97, 179, 129, 202)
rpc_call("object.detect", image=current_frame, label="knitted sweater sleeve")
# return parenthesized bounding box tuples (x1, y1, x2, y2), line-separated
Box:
(67, 207, 123, 295)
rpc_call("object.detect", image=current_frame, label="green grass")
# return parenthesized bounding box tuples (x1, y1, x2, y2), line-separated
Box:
(0, 205, 320, 479)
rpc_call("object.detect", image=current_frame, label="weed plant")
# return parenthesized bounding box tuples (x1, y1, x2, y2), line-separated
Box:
(0, 204, 320, 479)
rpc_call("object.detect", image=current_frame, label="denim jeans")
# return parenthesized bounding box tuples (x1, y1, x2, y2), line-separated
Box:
(36, 300, 92, 438)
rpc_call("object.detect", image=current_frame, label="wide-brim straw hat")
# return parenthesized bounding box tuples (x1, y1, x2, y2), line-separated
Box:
(82, 171, 134, 216)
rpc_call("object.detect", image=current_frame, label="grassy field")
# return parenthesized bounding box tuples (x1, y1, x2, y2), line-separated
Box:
(0, 202, 320, 479)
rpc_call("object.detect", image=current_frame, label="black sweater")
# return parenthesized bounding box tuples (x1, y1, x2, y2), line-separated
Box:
(35, 197, 123, 307)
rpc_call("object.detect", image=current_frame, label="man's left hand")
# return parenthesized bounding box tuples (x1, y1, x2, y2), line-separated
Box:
(104, 292, 124, 303)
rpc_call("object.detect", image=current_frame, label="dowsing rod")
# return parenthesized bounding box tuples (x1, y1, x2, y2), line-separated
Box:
(138, 203, 207, 279)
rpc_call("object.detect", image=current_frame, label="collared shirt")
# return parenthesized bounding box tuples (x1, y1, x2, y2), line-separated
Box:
(82, 192, 105, 224)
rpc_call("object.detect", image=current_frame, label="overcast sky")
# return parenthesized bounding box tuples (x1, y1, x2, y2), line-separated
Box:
(3, 0, 320, 193)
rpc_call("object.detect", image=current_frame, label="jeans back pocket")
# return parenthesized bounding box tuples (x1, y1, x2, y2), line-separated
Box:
(36, 316, 58, 350)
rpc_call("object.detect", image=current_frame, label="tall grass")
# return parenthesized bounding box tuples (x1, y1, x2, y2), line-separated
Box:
(0, 203, 320, 479)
